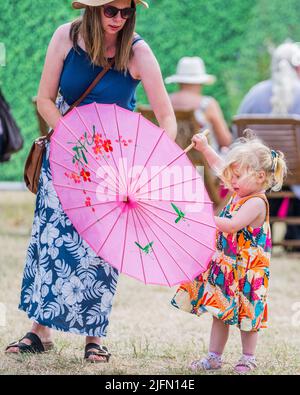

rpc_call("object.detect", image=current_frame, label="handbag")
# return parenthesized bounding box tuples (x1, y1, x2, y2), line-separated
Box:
(24, 61, 113, 194)
(0, 89, 23, 162)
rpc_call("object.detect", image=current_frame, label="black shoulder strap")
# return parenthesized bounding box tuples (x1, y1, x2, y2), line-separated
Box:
(132, 34, 143, 46)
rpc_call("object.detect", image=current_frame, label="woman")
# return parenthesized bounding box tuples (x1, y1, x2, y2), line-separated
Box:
(165, 56, 232, 151)
(238, 41, 300, 248)
(5, 0, 176, 362)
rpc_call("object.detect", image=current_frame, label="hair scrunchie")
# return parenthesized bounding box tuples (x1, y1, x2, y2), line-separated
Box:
(271, 149, 280, 172)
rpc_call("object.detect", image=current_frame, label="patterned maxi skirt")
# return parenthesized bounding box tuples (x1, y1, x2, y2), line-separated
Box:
(19, 99, 119, 337)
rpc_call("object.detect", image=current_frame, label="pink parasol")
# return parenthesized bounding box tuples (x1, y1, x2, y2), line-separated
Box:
(50, 103, 216, 286)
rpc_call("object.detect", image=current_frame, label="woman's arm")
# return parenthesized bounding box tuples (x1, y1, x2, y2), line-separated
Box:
(37, 24, 70, 129)
(132, 43, 177, 141)
(206, 98, 232, 147)
(215, 198, 266, 233)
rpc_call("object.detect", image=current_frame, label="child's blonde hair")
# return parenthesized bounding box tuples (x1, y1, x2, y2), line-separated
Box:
(220, 130, 287, 192)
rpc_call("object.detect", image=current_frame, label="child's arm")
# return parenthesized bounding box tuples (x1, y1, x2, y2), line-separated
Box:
(214, 198, 266, 233)
(192, 133, 224, 174)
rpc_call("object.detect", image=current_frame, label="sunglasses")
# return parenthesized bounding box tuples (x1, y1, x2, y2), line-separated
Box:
(103, 5, 136, 20)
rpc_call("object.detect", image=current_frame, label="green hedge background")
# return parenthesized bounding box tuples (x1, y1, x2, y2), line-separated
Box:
(1, 0, 300, 181)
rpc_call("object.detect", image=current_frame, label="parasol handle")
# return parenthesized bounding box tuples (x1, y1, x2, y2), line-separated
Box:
(184, 129, 210, 154)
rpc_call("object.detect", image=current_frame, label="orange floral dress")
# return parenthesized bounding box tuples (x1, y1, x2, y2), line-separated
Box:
(171, 193, 272, 332)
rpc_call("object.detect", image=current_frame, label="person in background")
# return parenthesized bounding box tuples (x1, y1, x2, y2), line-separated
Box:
(0, 88, 23, 162)
(165, 56, 232, 152)
(238, 41, 300, 248)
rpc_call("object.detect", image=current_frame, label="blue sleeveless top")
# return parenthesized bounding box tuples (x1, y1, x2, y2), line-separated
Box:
(59, 36, 143, 111)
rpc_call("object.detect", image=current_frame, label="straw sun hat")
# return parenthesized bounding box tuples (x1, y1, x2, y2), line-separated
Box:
(165, 57, 216, 85)
(72, 0, 149, 9)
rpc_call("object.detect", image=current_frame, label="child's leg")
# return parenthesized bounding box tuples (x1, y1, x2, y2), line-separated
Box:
(235, 330, 258, 373)
(209, 316, 230, 354)
(240, 330, 258, 355)
(190, 317, 229, 370)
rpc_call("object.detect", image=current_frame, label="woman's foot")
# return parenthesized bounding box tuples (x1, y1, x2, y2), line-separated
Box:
(234, 354, 257, 374)
(5, 332, 54, 354)
(190, 352, 223, 371)
(5, 324, 53, 354)
(84, 337, 110, 363)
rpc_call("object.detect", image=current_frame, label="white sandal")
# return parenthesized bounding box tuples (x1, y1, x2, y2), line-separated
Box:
(190, 353, 222, 371)
(234, 355, 257, 374)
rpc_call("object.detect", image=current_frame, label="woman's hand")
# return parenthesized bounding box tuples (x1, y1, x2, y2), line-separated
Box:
(192, 132, 209, 152)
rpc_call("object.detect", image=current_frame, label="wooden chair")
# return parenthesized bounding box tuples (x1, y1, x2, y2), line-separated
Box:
(233, 115, 300, 247)
(137, 105, 228, 212)
(32, 96, 49, 136)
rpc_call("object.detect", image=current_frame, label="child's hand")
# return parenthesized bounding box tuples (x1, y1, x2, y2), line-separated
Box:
(192, 133, 209, 152)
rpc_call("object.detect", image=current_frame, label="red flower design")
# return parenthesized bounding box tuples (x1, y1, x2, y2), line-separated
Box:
(65, 172, 81, 184)
(103, 139, 113, 153)
(94, 133, 103, 145)
(93, 145, 102, 155)
(74, 174, 81, 184)
(80, 169, 91, 182)
(85, 197, 92, 207)
(115, 138, 133, 147)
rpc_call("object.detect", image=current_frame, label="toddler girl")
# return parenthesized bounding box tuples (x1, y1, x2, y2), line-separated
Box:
(171, 131, 287, 373)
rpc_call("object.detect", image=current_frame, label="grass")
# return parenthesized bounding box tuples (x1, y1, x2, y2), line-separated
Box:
(0, 191, 300, 375)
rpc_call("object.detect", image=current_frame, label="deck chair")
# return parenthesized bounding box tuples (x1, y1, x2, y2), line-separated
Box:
(32, 96, 48, 137)
(137, 105, 228, 212)
(233, 115, 300, 247)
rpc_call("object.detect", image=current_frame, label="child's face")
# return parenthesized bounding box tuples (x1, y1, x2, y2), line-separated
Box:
(230, 164, 266, 197)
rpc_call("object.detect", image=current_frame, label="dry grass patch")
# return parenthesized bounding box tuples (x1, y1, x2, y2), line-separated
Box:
(0, 191, 299, 375)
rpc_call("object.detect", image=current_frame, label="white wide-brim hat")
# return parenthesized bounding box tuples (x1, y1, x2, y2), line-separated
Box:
(165, 57, 216, 85)
(72, 0, 149, 9)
